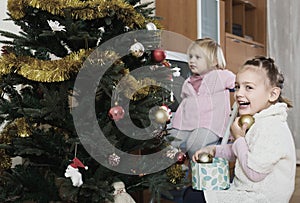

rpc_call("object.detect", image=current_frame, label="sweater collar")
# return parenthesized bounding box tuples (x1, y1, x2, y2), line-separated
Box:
(253, 103, 288, 121)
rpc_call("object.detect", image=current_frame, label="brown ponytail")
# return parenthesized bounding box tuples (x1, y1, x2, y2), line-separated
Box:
(243, 56, 293, 108)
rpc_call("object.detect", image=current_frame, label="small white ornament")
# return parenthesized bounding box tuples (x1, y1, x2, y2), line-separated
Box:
(48, 53, 62, 60)
(47, 20, 66, 32)
(64, 165, 83, 187)
(108, 181, 136, 203)
(30, 49, 36, 55)
(64, 157, 88, 187)
(149, 65, 159, 71)
(108, 153, 121, 166)
(98, 26, 105, 33)
(166, 146, 179, 159)
(170, 90, 174, 102)
(60, 41, 72, 54)
(96, 37, 102, 46)
(171, 67, 181, 77)
(146, 22, 157, 30)
(2, 84, 33, 101)
(129, 42, 145, 58)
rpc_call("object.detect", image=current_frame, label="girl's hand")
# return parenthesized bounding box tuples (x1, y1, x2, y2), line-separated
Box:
(192, 145, 216, 163)
(231, 117, 248, 140)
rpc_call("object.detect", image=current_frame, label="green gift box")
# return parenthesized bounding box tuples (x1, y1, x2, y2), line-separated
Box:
(191, 157, 230, 190)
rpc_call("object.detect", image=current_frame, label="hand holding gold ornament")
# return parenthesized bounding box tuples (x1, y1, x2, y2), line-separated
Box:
(231, 114, 255, 140)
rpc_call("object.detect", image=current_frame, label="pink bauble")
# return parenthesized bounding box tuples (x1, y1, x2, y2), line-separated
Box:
(176, 151, 187, 165)
(108, 105, 125, 121)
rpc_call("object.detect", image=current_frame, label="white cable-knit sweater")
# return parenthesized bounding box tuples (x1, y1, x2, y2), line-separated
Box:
(204, 103, 296, 203)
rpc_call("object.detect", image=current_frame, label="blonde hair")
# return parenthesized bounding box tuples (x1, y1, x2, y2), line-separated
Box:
(243, 56, 292, 108)
(187, 38, 226, 69)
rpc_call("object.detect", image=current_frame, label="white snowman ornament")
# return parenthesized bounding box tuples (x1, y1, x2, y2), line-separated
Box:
(64, 157, 88, 187)
(109, 181, 136, 203)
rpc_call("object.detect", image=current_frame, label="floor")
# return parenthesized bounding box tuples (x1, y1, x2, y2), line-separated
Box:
(141, 165, 300, 203)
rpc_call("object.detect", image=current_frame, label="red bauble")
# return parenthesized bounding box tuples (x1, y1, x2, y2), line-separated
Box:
(108, 105, 125, 121)
(175, 151, 187, 165)
(152, 49, 166, 63)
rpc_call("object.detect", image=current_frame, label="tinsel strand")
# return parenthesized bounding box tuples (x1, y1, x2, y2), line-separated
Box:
(7, 0, 159, 28)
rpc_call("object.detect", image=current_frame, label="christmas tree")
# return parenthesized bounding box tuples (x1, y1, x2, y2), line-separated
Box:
(0, 0, 187, 202)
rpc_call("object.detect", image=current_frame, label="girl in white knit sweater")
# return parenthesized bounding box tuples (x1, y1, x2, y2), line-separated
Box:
(186, 56, 296, 203)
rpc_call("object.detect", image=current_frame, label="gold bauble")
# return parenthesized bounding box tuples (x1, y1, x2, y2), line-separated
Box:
(166, 164, 185, 185)
(15, 118, 31, 137)
(197, 152, 213, 163)
(238, 115, 255, 129)
(154, 109, 169, 124)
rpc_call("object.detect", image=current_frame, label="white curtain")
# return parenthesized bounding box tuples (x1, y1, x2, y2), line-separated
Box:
(268, 0, 300, 163)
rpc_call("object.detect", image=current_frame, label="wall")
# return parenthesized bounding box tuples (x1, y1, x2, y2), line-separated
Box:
(268, 0, 300, 163)
(0, 0, 19, 48)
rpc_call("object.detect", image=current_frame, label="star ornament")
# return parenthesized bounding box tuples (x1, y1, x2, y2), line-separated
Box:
(98, 26, 105, 33)
(47, 20, 66, 32)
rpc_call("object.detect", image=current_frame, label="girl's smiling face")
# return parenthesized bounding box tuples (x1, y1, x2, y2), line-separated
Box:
(234, 65, 280, 115)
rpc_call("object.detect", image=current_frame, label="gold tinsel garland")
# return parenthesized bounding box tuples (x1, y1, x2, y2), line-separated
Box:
(0, 118, 30, 170)
(0, 48, 157, 99)
(0, 118, 73, 170)
(7, 0, 161, 28)
(0, 49, 92, 82)
(166, 164, 186, 185)
(117, 72, 161, 101)
(0, 118, 31, 141)
(2, 0, 162, 84)
(0, 134, 11, 169)
(0, 150, 11, 171)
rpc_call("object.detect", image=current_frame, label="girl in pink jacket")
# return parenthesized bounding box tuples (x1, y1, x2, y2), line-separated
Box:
(169, 38, 235, 158)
